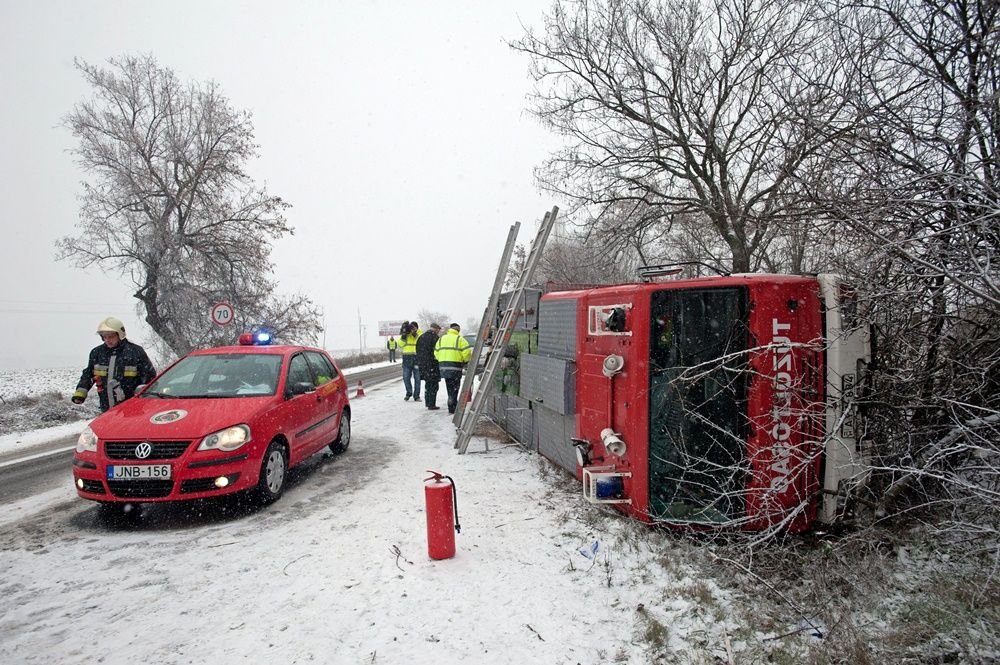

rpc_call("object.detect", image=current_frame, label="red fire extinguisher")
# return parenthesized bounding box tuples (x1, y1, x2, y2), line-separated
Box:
(424, 470, 461, 560)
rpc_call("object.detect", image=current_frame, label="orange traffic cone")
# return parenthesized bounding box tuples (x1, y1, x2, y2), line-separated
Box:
(355, 380, 366, 398)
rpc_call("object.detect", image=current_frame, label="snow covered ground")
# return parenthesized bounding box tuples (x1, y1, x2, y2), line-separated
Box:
(3, 368, 997, 664)
(0, 369, 752, 665)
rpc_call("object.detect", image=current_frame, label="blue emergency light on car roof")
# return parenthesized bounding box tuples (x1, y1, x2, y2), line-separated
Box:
(238, 331, 274, 346)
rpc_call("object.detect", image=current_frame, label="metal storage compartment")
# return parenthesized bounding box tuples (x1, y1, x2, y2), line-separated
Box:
(504, 395, 534, 448)
(496, 288, 541, 331)
(537, 297, 577, 360)
(520, 354, 575, 415)
(534, 404, 578, 474)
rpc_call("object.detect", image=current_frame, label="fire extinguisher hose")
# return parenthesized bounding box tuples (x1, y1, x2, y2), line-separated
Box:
(443, 475, 461, 534)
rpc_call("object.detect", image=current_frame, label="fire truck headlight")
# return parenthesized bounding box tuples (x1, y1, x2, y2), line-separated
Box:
(601, 428, 627, 457)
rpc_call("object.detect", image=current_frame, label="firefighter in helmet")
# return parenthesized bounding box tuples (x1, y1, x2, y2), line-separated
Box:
(72, 317, 157, 412)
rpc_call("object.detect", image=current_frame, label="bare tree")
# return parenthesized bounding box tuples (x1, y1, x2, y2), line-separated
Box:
(513, 0, 861, 272)
(816, 0, 1000, 532)
(59, 54, 320, 356)
(416, 309, 453, 329)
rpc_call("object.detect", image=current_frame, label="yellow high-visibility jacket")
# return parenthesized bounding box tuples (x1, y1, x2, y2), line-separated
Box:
(400, 331, 420, 355)
(434, 329, 471, 371)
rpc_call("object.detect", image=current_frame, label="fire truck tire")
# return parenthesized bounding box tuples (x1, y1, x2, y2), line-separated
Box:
(329, 411, 351, 455)
(255, 441, 287, 504)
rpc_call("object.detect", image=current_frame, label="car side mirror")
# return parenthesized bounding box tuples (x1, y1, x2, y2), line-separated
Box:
(285, 381, 315, 399)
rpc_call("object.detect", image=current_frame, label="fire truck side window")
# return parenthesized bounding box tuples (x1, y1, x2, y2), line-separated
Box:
(648, 287, 749, 524)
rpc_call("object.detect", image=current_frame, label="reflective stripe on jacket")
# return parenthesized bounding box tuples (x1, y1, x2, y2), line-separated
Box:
(434, 329, 471, 371)
(76, 339, 157, 412)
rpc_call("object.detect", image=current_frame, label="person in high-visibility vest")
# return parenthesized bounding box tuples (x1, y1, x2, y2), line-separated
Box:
(386, 335, 398, 363)
(399, 321, 421, 401)
(434, 323, 472, 414)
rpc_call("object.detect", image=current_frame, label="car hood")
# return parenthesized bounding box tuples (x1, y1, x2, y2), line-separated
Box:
(90, 395, 274, 440)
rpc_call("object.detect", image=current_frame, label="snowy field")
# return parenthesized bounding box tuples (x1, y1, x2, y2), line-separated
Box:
(0, 368, 99, 441)
(0, 367, 82, 400)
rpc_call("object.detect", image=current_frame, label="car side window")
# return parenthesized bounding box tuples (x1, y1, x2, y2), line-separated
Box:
(305, 352, 335, 386)
(287, 354, 313, 389)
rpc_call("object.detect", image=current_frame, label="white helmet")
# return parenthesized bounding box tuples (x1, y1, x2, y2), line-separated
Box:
(97, 316, 126, 339)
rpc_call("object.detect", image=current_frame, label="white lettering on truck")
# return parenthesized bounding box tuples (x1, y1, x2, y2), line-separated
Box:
(769, 319, 793, 491)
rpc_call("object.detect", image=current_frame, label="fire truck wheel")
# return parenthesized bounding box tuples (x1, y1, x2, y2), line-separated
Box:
(329, 411, 351, 455)
(255, 441, 287, 504)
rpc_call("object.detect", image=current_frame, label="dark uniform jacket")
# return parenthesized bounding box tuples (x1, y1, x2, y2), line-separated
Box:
(76, 339, 157, 412)
(415, 330, 441, 382)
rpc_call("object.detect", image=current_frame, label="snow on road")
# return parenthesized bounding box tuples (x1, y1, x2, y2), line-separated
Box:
(0, 375, 739, 665)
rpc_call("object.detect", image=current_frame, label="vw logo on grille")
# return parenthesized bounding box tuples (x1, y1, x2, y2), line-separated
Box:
(135, 442, 153, 459)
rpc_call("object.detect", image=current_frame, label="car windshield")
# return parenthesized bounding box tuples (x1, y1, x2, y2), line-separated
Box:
(144, 353, 283, 398)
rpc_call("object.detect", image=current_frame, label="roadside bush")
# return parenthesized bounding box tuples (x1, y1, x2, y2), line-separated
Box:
(0, 391, 100, 434)
(332, 350, 386, 370)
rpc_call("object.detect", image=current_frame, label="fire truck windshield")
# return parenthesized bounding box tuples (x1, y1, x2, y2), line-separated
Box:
(648, 287, 749, 524)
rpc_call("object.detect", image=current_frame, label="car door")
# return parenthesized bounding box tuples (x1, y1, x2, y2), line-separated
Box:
(301, 351, 343, 455)
(282, 352, 325, 463)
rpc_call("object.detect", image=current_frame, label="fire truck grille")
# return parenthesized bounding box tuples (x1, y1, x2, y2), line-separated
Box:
(107, 480, 174, 498)
(104, 441, 192, 460)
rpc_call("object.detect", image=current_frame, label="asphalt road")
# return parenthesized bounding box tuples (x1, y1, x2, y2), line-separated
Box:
(0, 363, 401, 507)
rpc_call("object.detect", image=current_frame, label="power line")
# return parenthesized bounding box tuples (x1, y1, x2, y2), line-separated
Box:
(0, 307, 136, 314)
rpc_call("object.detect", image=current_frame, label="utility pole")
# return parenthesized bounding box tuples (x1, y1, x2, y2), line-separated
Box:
(357, 308, 362, 354)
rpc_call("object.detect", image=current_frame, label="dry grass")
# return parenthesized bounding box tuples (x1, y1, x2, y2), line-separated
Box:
(705, 524, 1000, 664)
(0, 390, 100, 433)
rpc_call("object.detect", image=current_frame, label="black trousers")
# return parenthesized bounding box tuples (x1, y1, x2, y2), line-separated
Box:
(442, 370, 462, 413)
(423, 376, 440, 408)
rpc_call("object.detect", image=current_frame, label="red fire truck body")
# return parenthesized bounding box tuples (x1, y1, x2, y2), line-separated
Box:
(522, 273, 869, 533)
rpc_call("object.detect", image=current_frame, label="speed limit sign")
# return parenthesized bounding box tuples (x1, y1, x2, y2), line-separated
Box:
(211, 302, 234, 326)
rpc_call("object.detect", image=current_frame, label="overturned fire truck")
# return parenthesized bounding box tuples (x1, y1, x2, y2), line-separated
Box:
(485, 271, 871, 533)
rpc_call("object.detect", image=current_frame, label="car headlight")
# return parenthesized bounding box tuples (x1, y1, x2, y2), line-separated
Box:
(75, 426, 98, 454)
(197, 424, 251, 452)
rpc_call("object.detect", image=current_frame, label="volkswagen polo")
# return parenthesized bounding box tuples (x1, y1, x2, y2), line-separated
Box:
(71, 333, 351, 516)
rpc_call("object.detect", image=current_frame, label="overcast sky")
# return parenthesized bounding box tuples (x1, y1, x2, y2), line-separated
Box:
(0, 1, 562, 370)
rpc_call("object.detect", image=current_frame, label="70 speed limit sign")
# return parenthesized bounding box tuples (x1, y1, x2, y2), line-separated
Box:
(211, 302, 234, 326)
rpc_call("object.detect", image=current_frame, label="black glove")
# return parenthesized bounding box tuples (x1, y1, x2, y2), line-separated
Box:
(71, 388, 87, 405)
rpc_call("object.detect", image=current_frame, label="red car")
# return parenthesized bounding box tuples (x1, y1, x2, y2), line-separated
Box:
(72, 334, 351, 517)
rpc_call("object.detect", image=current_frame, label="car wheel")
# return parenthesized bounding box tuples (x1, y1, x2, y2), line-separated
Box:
(329, 411, 351, 454)
(255, 441, 287, 503)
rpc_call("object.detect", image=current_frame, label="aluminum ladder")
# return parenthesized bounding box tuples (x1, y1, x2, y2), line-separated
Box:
(455, 205, 559, 454)
(451, 221, 520, 429)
